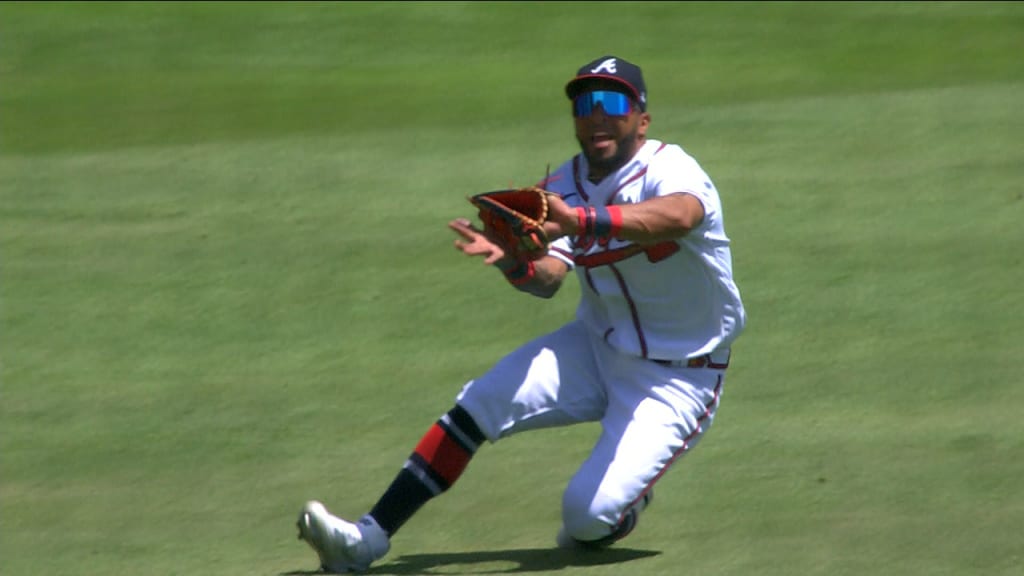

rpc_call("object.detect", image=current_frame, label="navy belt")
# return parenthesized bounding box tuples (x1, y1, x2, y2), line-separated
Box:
(652, 350, 731, 369)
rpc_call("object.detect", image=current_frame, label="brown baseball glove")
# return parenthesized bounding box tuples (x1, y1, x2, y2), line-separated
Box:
(468, 186, 553, 261)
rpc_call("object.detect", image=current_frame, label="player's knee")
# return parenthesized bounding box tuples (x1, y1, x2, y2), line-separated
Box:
(561, 490, 616, 542)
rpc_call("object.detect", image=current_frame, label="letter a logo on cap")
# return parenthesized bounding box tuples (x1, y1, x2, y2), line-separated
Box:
(590, 58, 617, 74)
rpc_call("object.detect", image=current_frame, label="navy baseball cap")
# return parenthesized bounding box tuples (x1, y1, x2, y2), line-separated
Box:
(565, 55, 647, 111)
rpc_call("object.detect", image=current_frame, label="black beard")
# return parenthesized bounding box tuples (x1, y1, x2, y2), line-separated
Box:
(579, 128, 640, 182)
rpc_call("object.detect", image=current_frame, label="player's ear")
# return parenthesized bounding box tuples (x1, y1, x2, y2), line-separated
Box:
(637, 112, 651, 136)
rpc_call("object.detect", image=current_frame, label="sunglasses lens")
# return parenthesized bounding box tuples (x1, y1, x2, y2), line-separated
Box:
(573, 91, 632, 117)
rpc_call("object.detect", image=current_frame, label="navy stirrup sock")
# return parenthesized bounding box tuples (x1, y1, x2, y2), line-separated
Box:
(369, 405, 485, 535)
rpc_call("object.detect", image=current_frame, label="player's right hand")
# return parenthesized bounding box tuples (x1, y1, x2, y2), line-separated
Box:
(448, 218, 508, 266)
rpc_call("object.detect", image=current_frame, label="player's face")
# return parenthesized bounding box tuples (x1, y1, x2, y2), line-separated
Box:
(573, 86, 650, 181)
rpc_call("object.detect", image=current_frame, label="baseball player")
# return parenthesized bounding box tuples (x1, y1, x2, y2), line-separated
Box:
(297, 54, 747, 573)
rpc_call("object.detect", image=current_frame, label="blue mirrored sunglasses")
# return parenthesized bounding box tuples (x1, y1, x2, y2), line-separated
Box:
(572, 90, 633, 118)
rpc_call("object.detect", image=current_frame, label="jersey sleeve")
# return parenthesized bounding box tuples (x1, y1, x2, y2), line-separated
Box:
(547, 236, 575, 268)
(646, 145, 722, 231)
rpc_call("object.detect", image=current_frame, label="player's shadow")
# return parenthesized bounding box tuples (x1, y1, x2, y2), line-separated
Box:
(281, 546, 660, 574)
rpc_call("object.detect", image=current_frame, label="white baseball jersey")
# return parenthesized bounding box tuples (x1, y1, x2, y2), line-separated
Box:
(543, 139, 746, 361)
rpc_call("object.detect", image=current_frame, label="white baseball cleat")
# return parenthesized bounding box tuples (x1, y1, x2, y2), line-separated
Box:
(296, 500, 390, 573)
(556, 490, 654, 549)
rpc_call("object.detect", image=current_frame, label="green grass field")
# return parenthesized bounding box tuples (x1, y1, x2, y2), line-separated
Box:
(2, 2, 1022, 575)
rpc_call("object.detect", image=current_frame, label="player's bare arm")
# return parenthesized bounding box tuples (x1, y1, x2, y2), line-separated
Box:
(544, 192, 704, 244)
(447, 218, 567, 298)
(614, 193, 705, 242)
(495, 255, 567, 299)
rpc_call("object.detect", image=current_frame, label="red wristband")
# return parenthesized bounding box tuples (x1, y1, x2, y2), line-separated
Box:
(575, 207, 588, 237)
(607, 205, 623, 239)
(503, 260, 535, 285)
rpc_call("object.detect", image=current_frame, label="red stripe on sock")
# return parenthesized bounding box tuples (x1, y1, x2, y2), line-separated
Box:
(413, 424, 473, 487)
